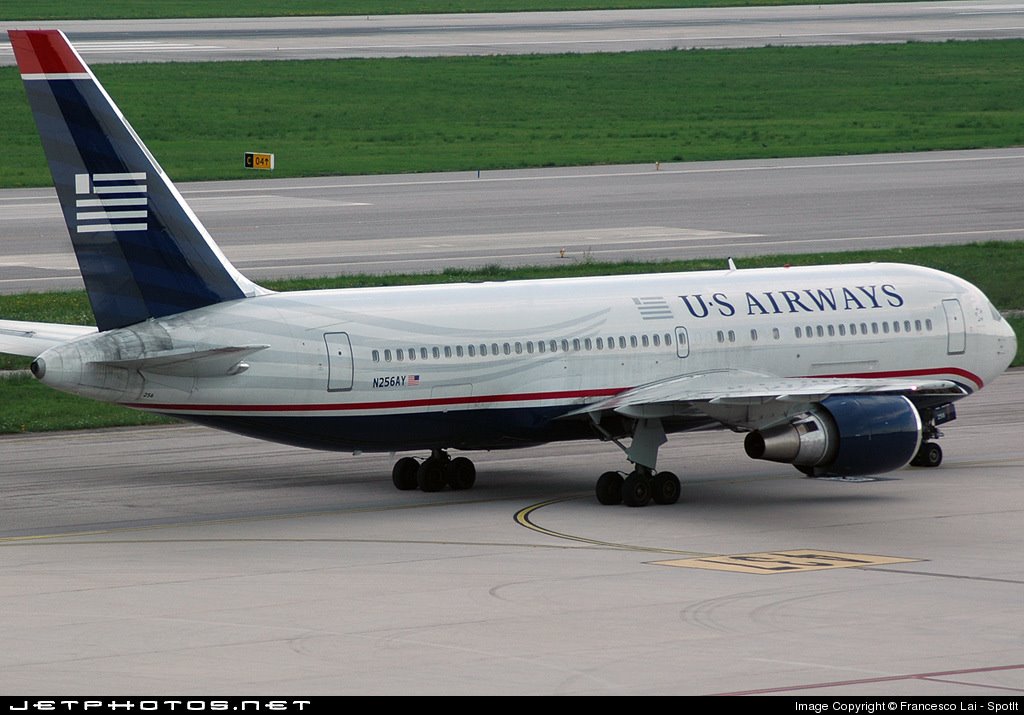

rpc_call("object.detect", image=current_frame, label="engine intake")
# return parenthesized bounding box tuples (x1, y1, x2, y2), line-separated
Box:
(744, 395, 923, 476)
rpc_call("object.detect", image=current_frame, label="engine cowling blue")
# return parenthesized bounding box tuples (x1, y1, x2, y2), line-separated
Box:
(820, 395, 922, 476)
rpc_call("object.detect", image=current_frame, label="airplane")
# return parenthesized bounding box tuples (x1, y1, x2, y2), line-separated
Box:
(0, 30, 1017, 507)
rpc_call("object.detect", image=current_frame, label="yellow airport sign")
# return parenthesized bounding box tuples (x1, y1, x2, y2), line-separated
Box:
(654, 549, 919, 574)
(244, 151, 275, 170)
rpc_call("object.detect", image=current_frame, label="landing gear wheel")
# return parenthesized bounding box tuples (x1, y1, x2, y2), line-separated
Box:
(446, 457, 477, 490)
(621, 471, 652, 508)
(417, 457, 447, 492)
(595, 471, 624, 505)
(652, 471, 681, 505)
(912, 441, 943, 468)
(392, 457, 420, 490)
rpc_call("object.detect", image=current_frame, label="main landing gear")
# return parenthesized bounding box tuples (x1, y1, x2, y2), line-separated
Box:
(591, 415, 681, 507)
(391, 449, 476, 493)
(596, 468, 681, 507)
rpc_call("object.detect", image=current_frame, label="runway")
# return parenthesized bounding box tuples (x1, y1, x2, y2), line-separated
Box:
(3, 148, 1023, 294)
(1, 368, 1021, 694)
(2, 2, 1024, 63)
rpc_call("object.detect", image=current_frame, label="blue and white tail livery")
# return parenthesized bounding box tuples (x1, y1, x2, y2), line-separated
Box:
(9, 29, 265, 332)
(1, 30, 1016, 506)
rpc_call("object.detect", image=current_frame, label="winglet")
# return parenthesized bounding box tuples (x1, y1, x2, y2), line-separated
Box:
(9, 30, 269, 333)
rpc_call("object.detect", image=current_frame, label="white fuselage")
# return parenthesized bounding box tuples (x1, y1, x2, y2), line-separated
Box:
(33, 262, 1017, 452)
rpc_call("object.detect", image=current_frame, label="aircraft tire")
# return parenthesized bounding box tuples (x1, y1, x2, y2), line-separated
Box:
(595, 471, 624, 505)
(392, 457, 420, 490)
(446, 457, 477, 490)
(652, 471, 681, 505)
(621, 472, 652, 507)
(417, 458, 447, 492)
(913, 441, 943, 468)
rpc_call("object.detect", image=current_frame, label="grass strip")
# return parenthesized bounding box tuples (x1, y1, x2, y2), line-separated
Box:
(4, 41, 1024, 187)
(1, 1, 908, 21)
(1, 241, 1021, 433)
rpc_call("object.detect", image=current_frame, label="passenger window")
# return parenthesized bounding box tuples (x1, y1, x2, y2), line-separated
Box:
(432, 347, 441, 359)
(384, 349, 392, 362)
(444, 346, 452, 358)
(467, 345, 475, 357)
(372, 350, 380, 362)
(420, 348, 428, 360)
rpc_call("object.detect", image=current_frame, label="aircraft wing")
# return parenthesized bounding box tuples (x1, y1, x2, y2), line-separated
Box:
(0, 319, 97, 358)
(566, 368, 966, 427)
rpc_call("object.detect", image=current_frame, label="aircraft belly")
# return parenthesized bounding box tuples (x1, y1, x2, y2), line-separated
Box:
(175, 407, 714, 453)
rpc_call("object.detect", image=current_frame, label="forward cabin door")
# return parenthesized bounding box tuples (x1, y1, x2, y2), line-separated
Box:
(942, 299, 966, 355)
(324, 332, 354, 391)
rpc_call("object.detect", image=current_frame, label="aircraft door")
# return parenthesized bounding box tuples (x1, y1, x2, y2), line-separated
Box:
(942, 299, 966, 355)
(675, 326, 690, 358)
(324, 332, 354, 391)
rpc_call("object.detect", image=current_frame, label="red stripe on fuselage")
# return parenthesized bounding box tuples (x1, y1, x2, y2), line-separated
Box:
(8, 30, 86, 76)
(124, 387, 625, 413)
(121, 366, 981, 414)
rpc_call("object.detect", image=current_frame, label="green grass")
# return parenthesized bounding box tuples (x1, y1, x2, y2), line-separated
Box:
(1, 241, 1022, 435)
(0, 374, 175, 433)
(4, 41, 1024, 187)
(1, 1, 911, 21)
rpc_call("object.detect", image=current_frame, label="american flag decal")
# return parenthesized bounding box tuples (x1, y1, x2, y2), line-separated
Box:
(74, 172, 148, 233)
(408, 375, 420, 386)
(632, 296, 673, 320)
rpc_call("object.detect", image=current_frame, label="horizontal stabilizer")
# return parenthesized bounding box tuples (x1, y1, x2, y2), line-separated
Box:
(0, 319, 97, 358)
(93, 344, 269, 378)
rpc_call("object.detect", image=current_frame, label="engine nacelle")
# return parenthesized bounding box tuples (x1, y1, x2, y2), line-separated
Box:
(744, 395, 923, 476)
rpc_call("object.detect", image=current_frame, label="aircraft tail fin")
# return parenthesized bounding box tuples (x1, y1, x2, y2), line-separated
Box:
(8, 30, 267, 332)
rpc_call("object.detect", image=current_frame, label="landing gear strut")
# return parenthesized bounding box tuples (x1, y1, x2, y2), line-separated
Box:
(391, 449, 477, 492)
(590, 416, 681, 507)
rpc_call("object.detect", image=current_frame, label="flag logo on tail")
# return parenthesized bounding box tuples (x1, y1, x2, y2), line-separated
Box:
(74, 172, 148, 233)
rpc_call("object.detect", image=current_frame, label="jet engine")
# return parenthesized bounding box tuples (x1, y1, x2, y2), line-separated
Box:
(743, 395, 922, 476)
